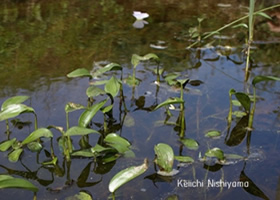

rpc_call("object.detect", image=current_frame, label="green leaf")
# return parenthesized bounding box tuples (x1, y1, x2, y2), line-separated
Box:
(65, 126, 100, 136)
(22, 128, 53, 145)
(123, 114, 135, 127)
(164, 73, 180, 86)
(252, 75, 280, 87)
(78, 99, 107, 127)
(124, 75, 140, 86)
(101, 105, 113, 113)
(154, 143, 174, 172)
(256, 12, 272, 20)
(66, 191, 93, 200)
(180, 138, 199, 150)
(108, 159, 148, 193)
(27, 142, 42, 152)
(232, 99, 241, 106)
(8, 148, 23, 162)
(0, 175, 38, 192)
(131, 53, 159, 68)
(42, 156, 58, 165)
(104, 133, 131, 154)
(205, 130, 221, 138)
(71, 149, 94, 157)
(154, 97, 184, 111)
(1, 96, 29, 110)
(0, 104, 35, 121)
(86, 86, 106, 98)
(91, 144, 113, 154)
(92, 63, 122, 77)
(235, 92, 251, 112)
(65, 102, 86, 113)
(232, 23, 248, 29)
(174, 156, 194, 163)
(0, 138, 17, 152)
(105, 76, 120, 97)
(67, 68, 92, 78)
(205, 147, 225, 160)
(232, 111, 247, 117)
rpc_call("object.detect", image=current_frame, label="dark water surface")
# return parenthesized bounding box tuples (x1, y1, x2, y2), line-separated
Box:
(0, 0, 280, 199)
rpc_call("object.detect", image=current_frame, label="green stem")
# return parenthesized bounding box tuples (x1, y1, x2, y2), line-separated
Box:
(66, 112, 69, 130)
(187, 4, 280, 48)
(34, 113, 38, 130)
(5, 120, 10, 137)
(248, 87, 256, 129)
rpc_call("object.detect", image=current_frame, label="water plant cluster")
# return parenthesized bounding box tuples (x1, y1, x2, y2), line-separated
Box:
(0, 1, 280, 200)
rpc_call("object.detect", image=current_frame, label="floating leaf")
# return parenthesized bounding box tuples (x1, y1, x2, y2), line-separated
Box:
(108, 159, 148, 193)
(232, 111, 247, 117)
(0, 175, 38, 192)
(252, 75, 280, 86)
(27, 142, 42, 152)
(180, 138, 199, 150)
(92, 63, 122, 78)
(205, 130, 221, 138)
(0, 104, 35, 121)
(0, 138, 17, 152)
(65, 191, 93, 200)
(205, 147, 225, 160)
(1, 96, 29, 110)
(131, 53, 159, 68)
(65, 102, 86, 113)
(104, 133, 131, 154)
(86, 86, 106, 98)
(235, 92, 251, 112)
(22, 128, 53, 145)
(78, 99, 107, 127)
(154, 143, 174, 172)
(67, 68, 91, 78)
(8, 148, 23, 162)
(154, 98, 184, 111)
(105, 76, 120, 97)
(174, 156, 194, 163)
(65, 126, 100, 136)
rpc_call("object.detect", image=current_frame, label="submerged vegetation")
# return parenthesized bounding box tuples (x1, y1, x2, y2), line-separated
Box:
(0, 0, 280, 199)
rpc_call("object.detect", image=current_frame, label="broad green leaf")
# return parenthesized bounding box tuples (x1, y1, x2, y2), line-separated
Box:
(232, 111, 247, 117)
(65, 126, 100, 136)
(176, 79, 189, 87)
(205, 147, 225, 160)
(180, 138, 199, 150)
(78, 99, 107, 127)
(90, 80, 109, 85)
(22, 128, 53, 145)
(252, 75, 280, 86)
(86, 86, 106, 98)
(104, 133, 131, 154)
(66, 191, 93, 200)
(92, 63, 122, 77)
(174, 156, 194, 163)
(0, 104, 35, 121)
(67, 68, 91, 78)
(8, 148, 23, 162)
(154, 97, 184, 111)
(0, 138, 16, 151)
(235, 92, 251, 112)
(109, 159, 148, 193)
(205, 130, 221, 138)
(105, 76, 120, 97)
(65, 102, 86, 113)
(232, 99, 241, 106)
(91, 144, 113, 154)
(154, 143, 174, 172)
(0, 175, 38, 192)
(1, 96, 29, 110)
(71, 149, 94, 157)
(256, 12, 272, 20)
(27, 142, 42, 152)
(131, 53, 159, 68)
(124, 75, 140, 86)
(164, 73, 180, 85)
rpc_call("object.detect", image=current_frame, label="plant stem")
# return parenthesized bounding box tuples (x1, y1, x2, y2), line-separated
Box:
(66, 112, 69, 130)
(248, 87, 256, 129)
(34, 113, 38, 130)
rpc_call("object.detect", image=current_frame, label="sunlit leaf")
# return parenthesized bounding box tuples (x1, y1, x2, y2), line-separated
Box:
(65, 191, 93, 200)
(0, 175, 38, 192)
(232, 23, 248, 29)
(1, 96, 29, 110)
(105, 76, 120, 97)
(0, 104, 35, 121)
(174, 156, 194, 163)
(154, 98, 184, 111)
(224, 154, 244, 160)
(104, 133, 131, 154)
(91, 144, 113, 154)
(235, 92, 251, 112)
(252, 75, 280, 87)
(154, 143, 174, 172)
(22, 128, 53, 145)
(8, 148, 23, 162)
(232, 111, 247, 117)
(67, 68, 91, 78)
(180, 138, 199, 150)
(27, 141, 42, 152)
(0, 138, 17, 152)
(131, 53, 159, 68)
(205, 130, 221, 138)
(205, 147, 225, 160)
(65, 126, 100, 136)
(232, 99, 241, 106)
(101, 105, 113, 113)
(71, 149, 94, 157)
(108, 159, 148, 193)
(78, 99, 107, 127)
(65, 102, 86, 113)
(256, 12, 272, 20)
(92, 63, 122, 78)
(86, 86, 106, 98)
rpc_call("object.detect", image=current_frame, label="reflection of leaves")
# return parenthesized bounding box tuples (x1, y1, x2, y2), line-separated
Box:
(225, 115, 248, 146)
(77, 162, 102, 188)
(240, 170, 269, 200)
(144, 173, 173, 187)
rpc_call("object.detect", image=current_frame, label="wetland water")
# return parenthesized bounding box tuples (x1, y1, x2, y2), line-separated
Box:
(0, 0, 280, 199)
